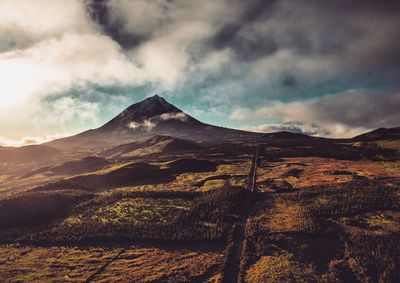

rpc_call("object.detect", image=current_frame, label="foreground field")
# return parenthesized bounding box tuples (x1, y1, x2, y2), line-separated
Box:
(0, 245, 223, 282)
(0, 136, 400, 282)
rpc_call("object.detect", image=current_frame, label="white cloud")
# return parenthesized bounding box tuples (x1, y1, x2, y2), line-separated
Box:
(0, 133, 68, 147)
(127, 121, 140, 130)
(0, 0, 92, 51)
(160, 112, 188, 122)
(0, 32, 145, 109)
(108, 0, 167, 36)
(143, 119, 156, 131)
(27, 96, 101, 136)
(50, 97, 99, 124)
(133, 21, 214, 89)
(127, 119, 156, 132)
(126, 112, 188, 132)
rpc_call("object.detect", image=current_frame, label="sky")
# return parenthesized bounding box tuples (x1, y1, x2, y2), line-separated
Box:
(0, 0, 399, 146)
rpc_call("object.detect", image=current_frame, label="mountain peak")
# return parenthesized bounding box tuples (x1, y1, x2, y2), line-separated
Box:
(149, 94, 161, 99)
(144, 94, 163, 103)
(99, 95, 201, 132)
(140, 94, 171, 110)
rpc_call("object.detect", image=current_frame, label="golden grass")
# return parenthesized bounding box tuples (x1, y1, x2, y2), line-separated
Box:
(123, 140, 170, 157)
(0, 175, 10, 183)
(206, 273, 223, 283)
(257, 157, 400, 189)
(0, 244, 219, 281)
(68, 161, 134, 177)
(376, 140, 400, 151)
(341, 211, 400, 235)
(0, 245, 118, 282)
(353, 140, 400, 152)
(109, 159, 250, 192)
(1, 174, 55, 192)
(94, 246, 223, 282)
(245, 252, 316, 283)
(198, 179, 227, 191)
(173, 161, 251, 191)
(258, 201, 316, 233)
(378, 161, 400, 174)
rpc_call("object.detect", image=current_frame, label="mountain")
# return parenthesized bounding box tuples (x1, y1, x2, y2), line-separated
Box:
(353, 127, 400, 141)
(48, 95, 258, 151)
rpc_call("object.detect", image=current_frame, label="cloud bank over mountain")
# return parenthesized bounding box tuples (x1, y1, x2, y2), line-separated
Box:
(232, 89, 400, 137)
(0, 0, 399, 142)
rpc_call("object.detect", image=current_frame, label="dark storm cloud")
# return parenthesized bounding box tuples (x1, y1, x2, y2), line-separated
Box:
(212, 0, 279, 60)
(280, 74, 297, 88)
(85, 0, 149, 49)
(210, 0, 400, 81)
(313, 90, 400, 129)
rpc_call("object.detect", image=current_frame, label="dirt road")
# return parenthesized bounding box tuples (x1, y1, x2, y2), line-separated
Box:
(222, 146, 259, 283)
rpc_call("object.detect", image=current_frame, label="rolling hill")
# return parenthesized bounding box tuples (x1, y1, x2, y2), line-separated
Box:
(353, 127, 400, 141)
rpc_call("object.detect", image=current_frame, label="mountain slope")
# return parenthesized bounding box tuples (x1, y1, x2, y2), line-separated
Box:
(353, 127, 400, 141)
(352, 127, 400, 152)
(0, 144, 61, 164)
(101, 135, 204, 158)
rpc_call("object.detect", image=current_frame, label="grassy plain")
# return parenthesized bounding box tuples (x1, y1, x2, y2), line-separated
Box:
(0, 137, 399, 282)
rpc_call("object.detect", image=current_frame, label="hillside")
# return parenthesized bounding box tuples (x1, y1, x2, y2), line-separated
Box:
(0, 144, 60, 164)
(353, 127, 400, 141)
(101, 135, 204, 158)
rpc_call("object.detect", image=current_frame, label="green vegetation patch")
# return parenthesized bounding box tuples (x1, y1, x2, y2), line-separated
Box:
(74, 198, 191, 225)
(24, 186, 244, 244)
(378, 161, 400, 174)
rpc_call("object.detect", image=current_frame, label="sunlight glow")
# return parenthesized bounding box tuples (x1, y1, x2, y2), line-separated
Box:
(0, 58, 44, 110)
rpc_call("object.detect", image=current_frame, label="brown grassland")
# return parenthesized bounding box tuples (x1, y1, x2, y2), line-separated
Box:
(0, 137, 399, 282)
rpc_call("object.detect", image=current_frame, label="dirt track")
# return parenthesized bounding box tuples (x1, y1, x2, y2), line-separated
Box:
(222, 146, 259, 283)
